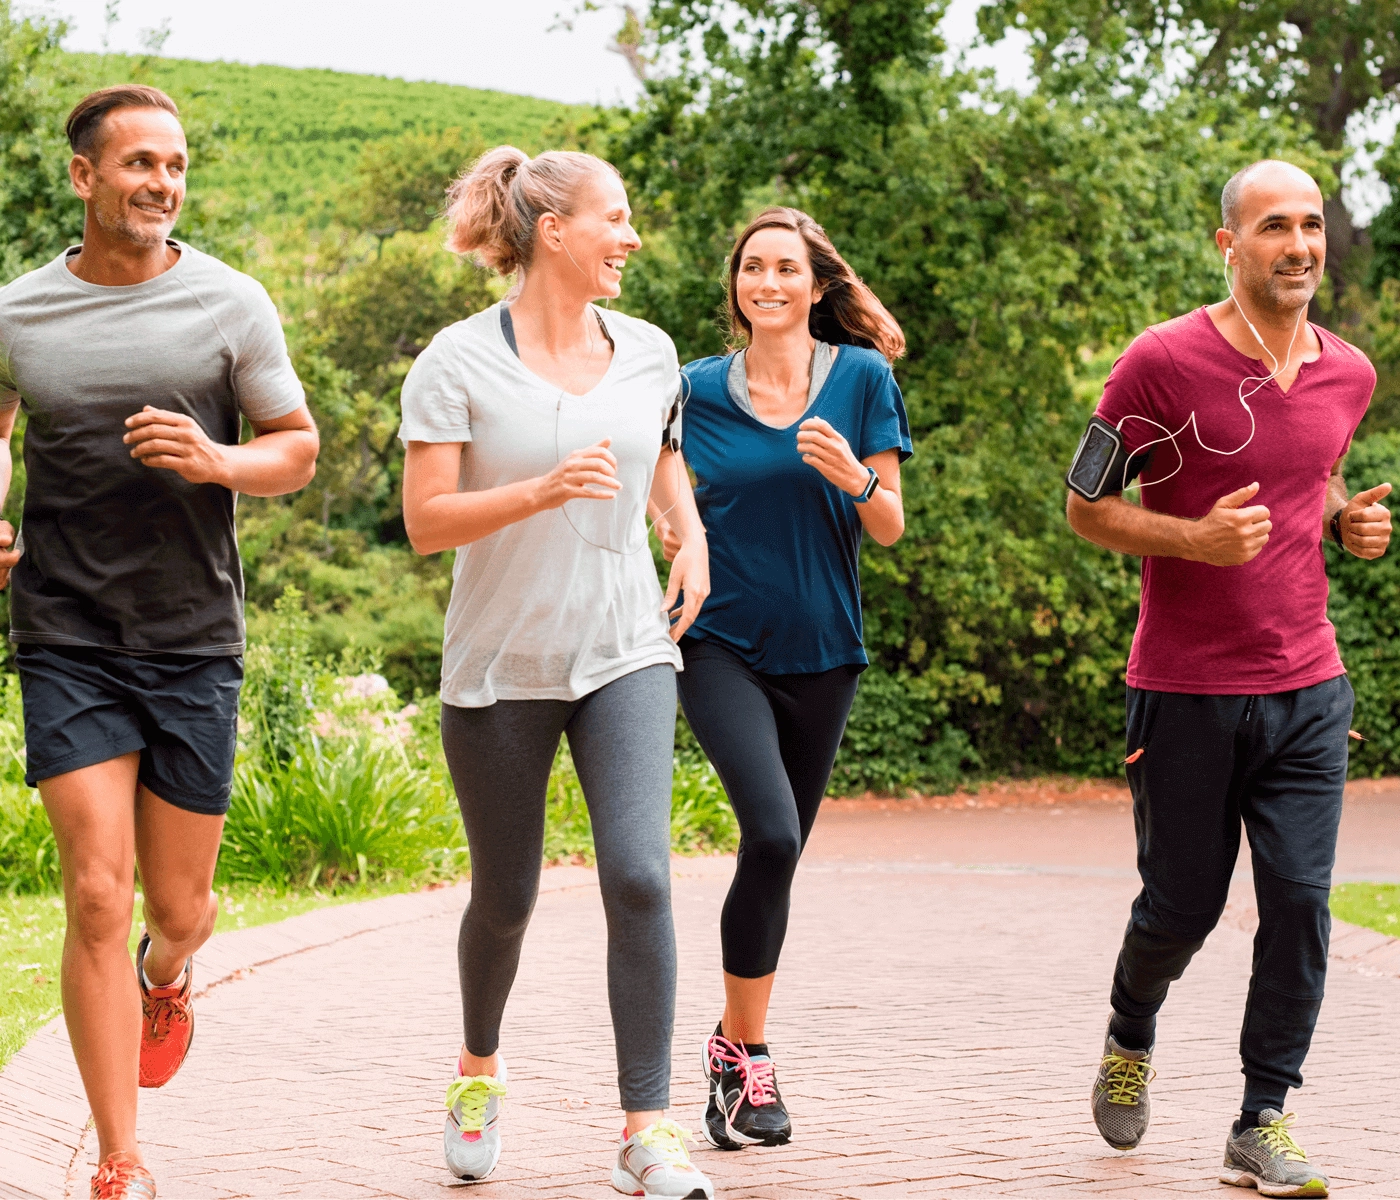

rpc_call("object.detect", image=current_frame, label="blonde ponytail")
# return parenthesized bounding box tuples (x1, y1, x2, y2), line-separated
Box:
(445, 146, 620, 276)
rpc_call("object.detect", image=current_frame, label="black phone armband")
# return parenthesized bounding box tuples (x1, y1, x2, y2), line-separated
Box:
(1066, 416, 1154, 501)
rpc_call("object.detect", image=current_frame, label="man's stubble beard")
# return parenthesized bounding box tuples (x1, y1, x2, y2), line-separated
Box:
(92, 189, 179, 250)
(1243, 255, 1320, 319)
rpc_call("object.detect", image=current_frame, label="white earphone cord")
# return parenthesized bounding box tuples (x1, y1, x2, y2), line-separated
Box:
(1116, 256, 1306, 493)
(552, 308, 690, 556)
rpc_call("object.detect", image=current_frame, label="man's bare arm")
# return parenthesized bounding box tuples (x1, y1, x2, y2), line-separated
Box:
(123, 404, 319, 497)
(0, 395, 21, 589)
(1065, 482, 1272, 567)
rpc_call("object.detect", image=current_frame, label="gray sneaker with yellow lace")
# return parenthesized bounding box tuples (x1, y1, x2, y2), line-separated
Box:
(1220, 1110, 1329, 1197)
(1090, 1030, 1155, 1150)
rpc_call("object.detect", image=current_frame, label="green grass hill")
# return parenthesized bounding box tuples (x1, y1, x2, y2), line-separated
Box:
(62, 53, 584, 228)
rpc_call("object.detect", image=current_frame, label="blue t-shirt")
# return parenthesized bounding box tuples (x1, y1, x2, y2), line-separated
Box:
(679, 345, 913, 674)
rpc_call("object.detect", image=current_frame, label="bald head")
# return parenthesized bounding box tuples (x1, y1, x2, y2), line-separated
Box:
(1221, 160, 1322, 233)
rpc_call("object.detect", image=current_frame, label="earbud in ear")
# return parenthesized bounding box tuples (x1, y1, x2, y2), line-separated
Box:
(1225, 248, 1233, 264)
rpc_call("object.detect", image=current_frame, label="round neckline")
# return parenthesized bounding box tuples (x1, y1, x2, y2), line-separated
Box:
(496, 302, 620, 400)
(58, 241, 187, 295)
(725, 343, 842, 431)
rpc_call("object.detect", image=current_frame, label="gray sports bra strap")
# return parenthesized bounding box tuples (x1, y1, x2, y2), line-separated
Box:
(728, 341, 833, 425)
(500, 304, 614, 359)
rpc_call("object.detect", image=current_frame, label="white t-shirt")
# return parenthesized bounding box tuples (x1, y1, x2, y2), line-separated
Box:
(399, 302, 683, 707)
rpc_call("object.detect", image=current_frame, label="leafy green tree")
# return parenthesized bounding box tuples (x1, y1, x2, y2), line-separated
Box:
(0, 1, 83, 284)
(613, 0, 1317, 781)
(291, 232, 494, 540)
(977, 0, 1398, 297)
(337, 128, 485, 247)
(1370, 141, 1400, 288)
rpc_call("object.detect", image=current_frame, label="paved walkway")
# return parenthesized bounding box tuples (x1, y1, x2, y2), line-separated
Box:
(3, 784, 1398, 1198)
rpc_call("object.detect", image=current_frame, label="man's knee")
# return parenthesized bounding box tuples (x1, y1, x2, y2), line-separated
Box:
(142, 888, 213, 948)
(67, 869, 135, 947)
(1126, 891, 1226, 954)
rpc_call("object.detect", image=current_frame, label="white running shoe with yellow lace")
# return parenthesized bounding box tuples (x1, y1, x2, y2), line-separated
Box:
(1220, 1110, 1330, 1197)
(612, 1120, 715, 1198)
(443, 1054, 508, 1181)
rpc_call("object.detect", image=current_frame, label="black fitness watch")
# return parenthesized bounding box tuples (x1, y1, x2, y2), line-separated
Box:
(1330, 509, 1346, 550)
(853, 466, 879, 504)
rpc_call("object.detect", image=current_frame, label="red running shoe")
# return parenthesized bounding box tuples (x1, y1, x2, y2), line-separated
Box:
(136, 932, 194, 1089)
(90, 1152, 156, 1198)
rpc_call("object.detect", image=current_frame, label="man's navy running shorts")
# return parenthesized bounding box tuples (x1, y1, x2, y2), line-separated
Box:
(16, 644, 243, 815)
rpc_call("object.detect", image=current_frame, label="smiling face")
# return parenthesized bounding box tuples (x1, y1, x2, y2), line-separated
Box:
(1224, 164, 1326, 315)
(734, 227, 822, 340)
(548, 169, 641, 300)
(71, 107, 187, 250)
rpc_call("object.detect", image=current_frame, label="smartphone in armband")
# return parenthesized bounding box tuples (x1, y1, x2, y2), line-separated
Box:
(1067, 416, 1132, 502)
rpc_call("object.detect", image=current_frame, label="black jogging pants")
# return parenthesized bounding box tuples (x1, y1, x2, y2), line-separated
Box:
(1111, 674, 1353, 1110)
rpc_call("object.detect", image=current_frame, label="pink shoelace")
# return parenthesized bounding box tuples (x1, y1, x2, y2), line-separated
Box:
(707, 1034, 777, 1123)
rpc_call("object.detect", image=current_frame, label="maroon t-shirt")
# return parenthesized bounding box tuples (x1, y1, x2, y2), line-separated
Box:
(1094, 306, 1375, 695)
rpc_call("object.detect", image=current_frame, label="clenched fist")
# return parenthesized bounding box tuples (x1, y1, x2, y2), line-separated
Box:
(1188, 482, 1272, 566)
(1339, 482, 1392, 560)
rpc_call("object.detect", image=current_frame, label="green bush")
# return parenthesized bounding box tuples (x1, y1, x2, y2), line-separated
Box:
(0, 786, 60, 895)
(0, 675, 60, 895)
(833, 667, 981, 796)
(220, 736, 465, 888)
(1322, 430, 1400, 776)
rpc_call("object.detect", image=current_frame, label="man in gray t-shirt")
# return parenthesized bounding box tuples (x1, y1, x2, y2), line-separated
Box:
(0, 85, 318, 1195)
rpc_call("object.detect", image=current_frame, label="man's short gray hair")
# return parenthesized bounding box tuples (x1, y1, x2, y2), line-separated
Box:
(1221, 160, 1317, 232)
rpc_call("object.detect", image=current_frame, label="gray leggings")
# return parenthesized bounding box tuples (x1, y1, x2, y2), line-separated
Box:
(440, 664, 678, 1111)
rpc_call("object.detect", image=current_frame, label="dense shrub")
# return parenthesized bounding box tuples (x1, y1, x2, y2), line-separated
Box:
(1323, 431, 1400, 776)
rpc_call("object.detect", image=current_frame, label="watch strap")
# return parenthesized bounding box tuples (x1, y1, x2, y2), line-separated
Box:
(1330, 509, 1346, 549)
(854, 466, 878, 503)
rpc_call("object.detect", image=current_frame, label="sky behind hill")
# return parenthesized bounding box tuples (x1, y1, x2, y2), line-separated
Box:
(22, 0, 1392, 220)
(29, 0, 1031, 105)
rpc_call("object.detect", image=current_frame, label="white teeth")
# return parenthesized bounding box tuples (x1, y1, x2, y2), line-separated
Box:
(755, 300, 784, 309)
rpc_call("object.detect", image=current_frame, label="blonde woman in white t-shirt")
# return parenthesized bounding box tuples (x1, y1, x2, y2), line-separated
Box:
(399, 147, 714, 1199)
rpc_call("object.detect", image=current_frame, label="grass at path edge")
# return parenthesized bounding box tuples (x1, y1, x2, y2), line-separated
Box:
(0, 881, 417, 1071)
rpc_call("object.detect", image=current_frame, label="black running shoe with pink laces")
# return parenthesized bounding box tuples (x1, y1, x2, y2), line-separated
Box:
(702, 1027, 792, 1149)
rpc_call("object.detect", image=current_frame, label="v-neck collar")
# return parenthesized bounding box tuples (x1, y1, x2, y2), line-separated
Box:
(1195, 305, 1323, 398)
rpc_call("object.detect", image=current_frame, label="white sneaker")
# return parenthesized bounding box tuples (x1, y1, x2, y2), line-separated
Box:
(443, 1054, 508, 1181)
(612, 1120, 715, 1198)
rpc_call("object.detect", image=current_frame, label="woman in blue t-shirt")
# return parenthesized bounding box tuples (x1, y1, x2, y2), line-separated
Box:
(657, 206, 911, 1152)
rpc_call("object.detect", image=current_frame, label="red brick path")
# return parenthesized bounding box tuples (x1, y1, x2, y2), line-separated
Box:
(2, 789, 1398, 1198)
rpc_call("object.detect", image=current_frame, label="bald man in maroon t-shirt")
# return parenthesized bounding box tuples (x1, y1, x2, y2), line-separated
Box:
(1067, 161, 1391, 1194)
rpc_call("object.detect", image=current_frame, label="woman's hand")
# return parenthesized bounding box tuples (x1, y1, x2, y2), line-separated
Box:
(648, 506, 684, 563)
(539, 439, 621, 508)
(796, 417, 867, 494)
(662, 535, 710, 641)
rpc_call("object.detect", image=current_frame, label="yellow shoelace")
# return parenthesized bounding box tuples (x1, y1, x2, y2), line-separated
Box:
(633, 1119, 697, 1166)
(444, 1074, 507, 1131)
(1256, 1112, 1309, 1162)
(1101, 1052, 1156, 1104)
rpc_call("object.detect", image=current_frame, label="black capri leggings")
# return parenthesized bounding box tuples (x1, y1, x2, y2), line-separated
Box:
(677, 636, 860, 978)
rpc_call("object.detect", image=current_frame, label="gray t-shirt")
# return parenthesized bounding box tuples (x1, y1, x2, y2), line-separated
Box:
(398, 301, 683, 707)
(0, 243, 305, 654)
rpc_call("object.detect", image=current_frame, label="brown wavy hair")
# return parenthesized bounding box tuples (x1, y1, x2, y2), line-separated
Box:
(726, 207, 905, 363)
